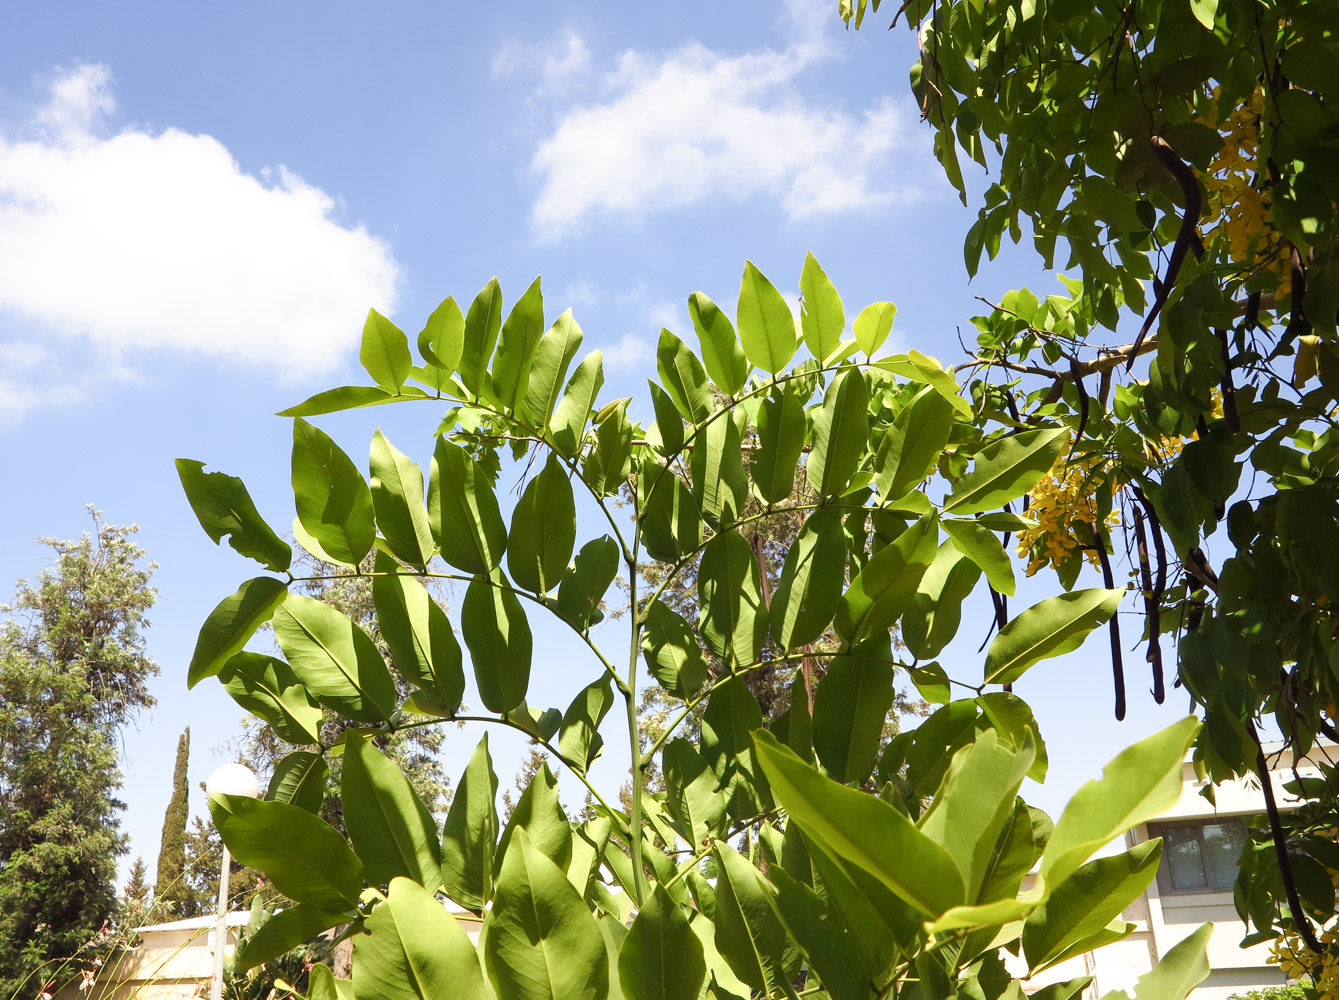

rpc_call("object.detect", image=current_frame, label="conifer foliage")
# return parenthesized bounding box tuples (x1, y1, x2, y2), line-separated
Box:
(153, 728, 191, 913)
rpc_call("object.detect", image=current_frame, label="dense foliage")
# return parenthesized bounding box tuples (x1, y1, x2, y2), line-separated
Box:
(153, 729, 191, 914)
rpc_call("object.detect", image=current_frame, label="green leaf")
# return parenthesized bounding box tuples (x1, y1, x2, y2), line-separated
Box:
(620, 884, 706, 1000)
(799, 252, 844, 362)
(485, 829, 608, 1000)
(943, 428, 1067, 515)
(801, 834, 911, 981)
(902, 543, 981, 660)
(176, 459, 291, 572)
(583, 397, 634, 497)
(210, 794, 363, 912)
(273, 593, 398, 722)
(1039, 717, 1199, 892)
(1023, 840, 1163, 973)
(360, 308, 412, 392)
(1101, 923, 1211, 1000)
(459, 277, 503, 396)
(648, 381, 685, 456)
(491, 275, 545, 415)
(292, 417, 375, 567)
(712, 843, 801, 994)
(984, 589, 1124, 685)
(701, 682, 764, 784)
(343, 730, 442, 888)
(736, 261, 797, 374)
(978, 691, 1048, 782)
(218, 651, 322, 745)
(266, 750, 328, 813)
(689, 291, 749, 395)
(690, 412, 748, 525)
(509, 454, 577, 595)
(877, 351, 971, 416)
(943, 518, 1015, 596)
(752, 730, 965, 916)
(641, 600, 709, 698)
(496, 762, 572, 875)
(429, 437, 508, 575)
(874, 386, 956, 501)
(662, 738, 726, 848)
(657, 328, 712, 424)
(277, 385, 405, 417)
(753, 383, 808, 504)
(550, 350, 605, 457)
(417, 295, 465, 375)
(835, 513, 938, 645)
(462, 570, 532, 713)
(559, 677, 615, 773)
(237, 904, 349, 972)
(370, 429, 435, 570)
(372, 552, 464, 715)
(354, 877, 487, 1000)
(807, 369, 869, 497)
(638, 459, 703, 563)
(308, 963, 347, 1000)
(524, 309, 585, 427)
(1188, 0, 1217, 28)
(187, 576, 288, 688)
(441, 734, 499, 913)
(854, 302, 897, 356)
(557, 535, 620, 631)
(765, 867, 872, 1000)
(770, 508, 846, 650)
(698, 530, 767, 668)
(812, 655, 894, 785)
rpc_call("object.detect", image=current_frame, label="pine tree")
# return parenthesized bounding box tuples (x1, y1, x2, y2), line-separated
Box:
(0, 511, 158, 994)
(153, 729, 190, 913)
(177, 815, 261, 919)
(120, 857, 152, 926)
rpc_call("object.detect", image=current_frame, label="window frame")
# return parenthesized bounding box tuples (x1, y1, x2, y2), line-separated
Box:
(1148, 815, 1253, 896)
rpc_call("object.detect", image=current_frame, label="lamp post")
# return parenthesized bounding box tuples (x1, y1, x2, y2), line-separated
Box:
(205, 763, 259, 1000)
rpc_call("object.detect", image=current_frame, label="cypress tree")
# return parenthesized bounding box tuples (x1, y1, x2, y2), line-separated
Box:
(153, 728, 190, 912)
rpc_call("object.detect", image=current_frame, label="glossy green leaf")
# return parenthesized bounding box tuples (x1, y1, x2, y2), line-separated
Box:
(874, 386, 956, 501)
(492, 276, 545, 415)
(812, 655, 894, 785)
(308, 963, 347, 1000)
(662, 738, 726, 848)
(462, 570, 532, 713)
(752, 730, 965, 915)
(496, 762, 572, 876)
(647, 381, 685, 456)
(550, 350, 605, 457)
(292, 417, 375, 567)
(753, 383, 808, 504)
(187, 576, 288, 688)
(943, 518, 1015, 596)
(657, 328, 712, 425)
(978, 691, 1049, 782)
(372, 552, 464, 715)
(485, 829, 607, 1000)
(266, 750, 328, 814)
(509, 454, 577, 595)
(689, 291, 748, 395)
(701, 682, 764, 784)
(559, 677, 615, 773)
(176, 459, 291, 573)
(802, 833, 911, 981)
(808, 369, 869, 496)
(370, 429, 434, 570)
(737, 261, 797, 374)
(620, 884, 706, 1000)
(557, 535, 620, 631)
(943, 428, 1067, 515)
(1101, 923, 1211, 1000)
(210, 793, 363, 912)
(360, 309, 412, 392)
(354, 877, 487, 1000)
(853, 301, 897, 356)
(441, 734, 499, 913)
(690, 413, 748, 525)
(984, 589, 1124, 685)
(835, 512, 938, 645)
(1024, 839, 1163, 973)
(712, 843, 800, 995)
(273, 593, 398, 723)
(641, 599, 708, 698)
(878, 350, 972, 416)
(524, 309, 584, 427)
(583, 397, 633, 497)
(765, 867, 872, 1000)
(1040, 717, 1199, 892)
(237, 904, 349, 972)
(218, 651, 322, 745)
(770, 508, 846, 650)
(698, 530, 767, 668)
(343, 730, 442, 888)
(638, 460, 703, 563)
(417, 295, 465, 375)
(799, 252, 845, 362)
(902, 543, 981, 660)
(277, 385, 411, 417)
(429, 437, 508, 575)
(459, 277, 503, 395)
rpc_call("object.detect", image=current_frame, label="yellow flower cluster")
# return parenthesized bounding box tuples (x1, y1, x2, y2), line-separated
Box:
(1015, 435, 1121, 577)
(1271, 927, 1338, 1000)
(1202, 85, 1291, 289)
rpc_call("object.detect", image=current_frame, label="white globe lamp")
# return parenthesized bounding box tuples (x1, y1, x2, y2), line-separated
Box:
(206, 762, 260, 800)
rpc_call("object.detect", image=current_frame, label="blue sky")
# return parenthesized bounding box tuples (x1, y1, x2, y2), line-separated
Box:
(0, 1, 1191, 881)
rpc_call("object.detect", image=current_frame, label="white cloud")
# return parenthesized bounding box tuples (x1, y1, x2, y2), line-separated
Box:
(0, 64, 400, 416)
(492, 32, 592, 97)
(519, 3, 930, 240)
(602, 331, 653, 370)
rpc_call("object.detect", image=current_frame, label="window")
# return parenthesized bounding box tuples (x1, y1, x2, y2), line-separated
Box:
(1153, 818, 1250, 893)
